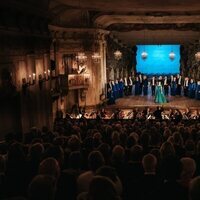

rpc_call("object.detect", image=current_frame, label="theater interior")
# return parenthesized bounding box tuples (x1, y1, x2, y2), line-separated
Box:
(0, 1, 200, 199)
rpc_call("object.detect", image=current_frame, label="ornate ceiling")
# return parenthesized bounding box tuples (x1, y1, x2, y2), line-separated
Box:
(2, 0, 200, 45)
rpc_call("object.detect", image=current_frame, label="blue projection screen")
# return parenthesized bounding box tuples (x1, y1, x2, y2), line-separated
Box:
(136, 45, 180, 75)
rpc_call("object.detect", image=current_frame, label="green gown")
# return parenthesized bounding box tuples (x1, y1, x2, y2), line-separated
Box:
(155, 85, 167, 103)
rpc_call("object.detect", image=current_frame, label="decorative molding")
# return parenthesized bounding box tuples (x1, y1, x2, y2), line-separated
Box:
(95, 15, 200, 28)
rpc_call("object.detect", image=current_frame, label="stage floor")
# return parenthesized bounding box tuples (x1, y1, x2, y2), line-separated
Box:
(106, 95, 200, 110)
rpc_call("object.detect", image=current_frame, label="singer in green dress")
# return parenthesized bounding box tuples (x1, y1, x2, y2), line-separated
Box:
(155, 82, 167, 103)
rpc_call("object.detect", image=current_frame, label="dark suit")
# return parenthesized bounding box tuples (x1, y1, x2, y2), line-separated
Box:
(183, 79, 189, 96)
(151, 78, 156, 96)
(176, 76, 183, 95)
(143, 78, 148, 95)
(163, 78, 170, 96)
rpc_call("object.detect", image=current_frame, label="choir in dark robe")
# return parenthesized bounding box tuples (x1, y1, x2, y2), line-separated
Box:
(112, 80, 117, 100)
(151, 76, 156, 96)
(143, 75, 148, 95)
(171, 77, 177, 96)
(119, 78, 124, 98)
(188, 79, 196, 98)
(107, 80, 115, 104)
(124, 77, 128, 96)
(106, 74, 200, 103)
(135, 76, 140, 95)
(115, 80, 120, 99)
(196, 81, 200, 100)
(139, 74, 143, 95)
(128, 76, 133, 95)
(163, 76, 169, 96)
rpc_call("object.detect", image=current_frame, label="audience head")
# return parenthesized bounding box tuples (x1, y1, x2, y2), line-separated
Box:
(160, 141, 175, 159)
(180, 157, 196, 180)
(112, 145, 125, 162)
(189, 176, 200, 200)
(29, 143, 44, 160)
(39, 157, 60, 179)
(142, 153, 157, 173)
(88, 151, 105, 172)
(68, 135, 81, 151)
(88, 176, 119, 200)
(130, 145, 143, 162)
(28, 175, 56, 200)
(68, 151, 82, 170)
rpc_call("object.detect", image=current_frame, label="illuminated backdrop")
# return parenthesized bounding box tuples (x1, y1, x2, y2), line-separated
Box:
(136, 45, 180, 75)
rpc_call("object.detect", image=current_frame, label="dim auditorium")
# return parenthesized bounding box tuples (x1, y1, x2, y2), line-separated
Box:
(1, 1, 200, 200)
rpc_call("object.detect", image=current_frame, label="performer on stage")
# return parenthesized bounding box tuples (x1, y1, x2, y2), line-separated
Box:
(143, 75, 148, 96)
(112, 80, 117, 100)
(107, 80, 115, 104)
(196, 81, 200, 100)
(151, 76, 156, 96)
(118, 78, 124, 98)
(176, 74, 182, 95)
(188, 79, 196, 98)
(163, 76, 169, 96)
(128, 75, 133, 95)
(171, 77, 177, 96)
(155, 81, 167, 104)
(124, 77, 128, 96)
(135, 76, 140, 95)
(115, 79, 120, 99)
(139, 74, 143, 95)
(158, 76, 163, 85)
(183, 77, 189, 96)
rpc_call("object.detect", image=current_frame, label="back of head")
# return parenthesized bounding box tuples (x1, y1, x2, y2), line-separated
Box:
(160, 141, 175, 159)
(112, 145, 125, 162)
(28, 175, 56, 200)
(39, 157, 60, 179)
(68, 135, 81, 151)
(29, 143, 44, 159)
(88, 176, 118, 200)
(88, 151, 105, 172)
(142, 153, 157, 173)
(68, 151, 82, 170)
(96, 166, 118, 182)
(173, 132, 183, 146)
(190, 176, 200, 200)
(130, 145, 143, 162)
(180, 157, 196, 180)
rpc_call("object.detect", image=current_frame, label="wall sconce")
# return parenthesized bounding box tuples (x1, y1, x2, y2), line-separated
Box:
(38, 69, 51, 90)
(22, 73, 36, 94)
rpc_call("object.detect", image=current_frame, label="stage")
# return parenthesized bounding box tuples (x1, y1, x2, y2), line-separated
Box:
(106, 95, 200, 110)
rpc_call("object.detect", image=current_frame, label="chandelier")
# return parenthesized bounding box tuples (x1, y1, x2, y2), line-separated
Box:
(195, 52, 200, 62)
(114, 50, 122, 60)
(169, 51, 175, 61)
(76, 52, 87, 65)
(141, 51, 148, 60)
(92, 52, 101, 63)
